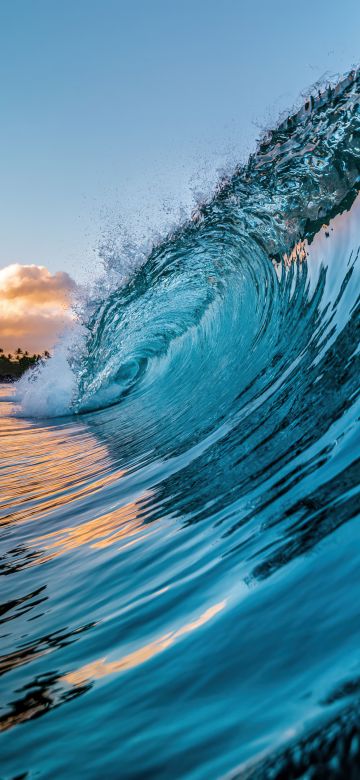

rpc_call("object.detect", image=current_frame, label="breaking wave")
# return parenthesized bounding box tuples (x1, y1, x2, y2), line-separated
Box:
(1, 69, 360, 779)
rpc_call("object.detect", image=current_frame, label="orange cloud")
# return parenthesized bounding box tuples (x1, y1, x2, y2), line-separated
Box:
(0, 264, 76, 354)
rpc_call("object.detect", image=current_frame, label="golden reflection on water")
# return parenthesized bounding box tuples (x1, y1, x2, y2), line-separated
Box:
(0, 387, 124, 526)
(64, 600, 227, 686)
(0, 386, 151, 563)
(33, 492, 152, 561)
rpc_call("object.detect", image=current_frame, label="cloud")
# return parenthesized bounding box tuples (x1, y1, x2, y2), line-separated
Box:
(0, 264, 77, 354)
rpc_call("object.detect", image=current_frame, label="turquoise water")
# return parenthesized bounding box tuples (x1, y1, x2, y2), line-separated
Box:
(1, 71, 360, 778)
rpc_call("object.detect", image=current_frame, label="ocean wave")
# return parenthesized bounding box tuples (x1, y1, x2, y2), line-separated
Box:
(1, 69, 360, 779)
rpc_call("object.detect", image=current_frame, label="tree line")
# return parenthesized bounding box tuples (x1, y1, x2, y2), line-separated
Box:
(0, 347, 51, 380)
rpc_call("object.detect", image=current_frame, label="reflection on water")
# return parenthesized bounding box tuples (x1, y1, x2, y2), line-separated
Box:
(0, 669, 91, 733)
(0, 398, 125, 527)
(65, 600, 226, 686)
(33, 493, 152, 560)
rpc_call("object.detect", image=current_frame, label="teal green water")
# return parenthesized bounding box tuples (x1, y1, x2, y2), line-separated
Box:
(1, 71, 360, 778)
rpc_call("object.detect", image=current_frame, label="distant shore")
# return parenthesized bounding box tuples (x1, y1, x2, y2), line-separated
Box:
(0, 350, 50, 382)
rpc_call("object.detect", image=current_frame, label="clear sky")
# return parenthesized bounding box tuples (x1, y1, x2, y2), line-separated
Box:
(0, 0, 359, 282)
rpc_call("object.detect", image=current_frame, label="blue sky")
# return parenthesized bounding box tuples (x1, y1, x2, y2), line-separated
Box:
(0, 0, 359, 280)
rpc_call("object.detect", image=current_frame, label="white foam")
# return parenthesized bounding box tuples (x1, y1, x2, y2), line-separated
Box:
(14, 328, 80, 418)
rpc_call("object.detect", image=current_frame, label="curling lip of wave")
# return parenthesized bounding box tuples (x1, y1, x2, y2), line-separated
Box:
(73, 67, 360, 414)
(13, 68, 360, 417)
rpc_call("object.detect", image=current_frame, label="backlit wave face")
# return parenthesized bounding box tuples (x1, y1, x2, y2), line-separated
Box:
(1, 71, 360, 778)
(71, 70, 360, 417)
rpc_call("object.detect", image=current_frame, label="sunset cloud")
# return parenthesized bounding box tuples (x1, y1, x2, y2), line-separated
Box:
(0, 264, 76, 354)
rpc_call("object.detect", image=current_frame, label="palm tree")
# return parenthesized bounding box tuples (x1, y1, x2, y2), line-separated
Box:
(15, 347, 22, 357)
(7, 353, 12, 360)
